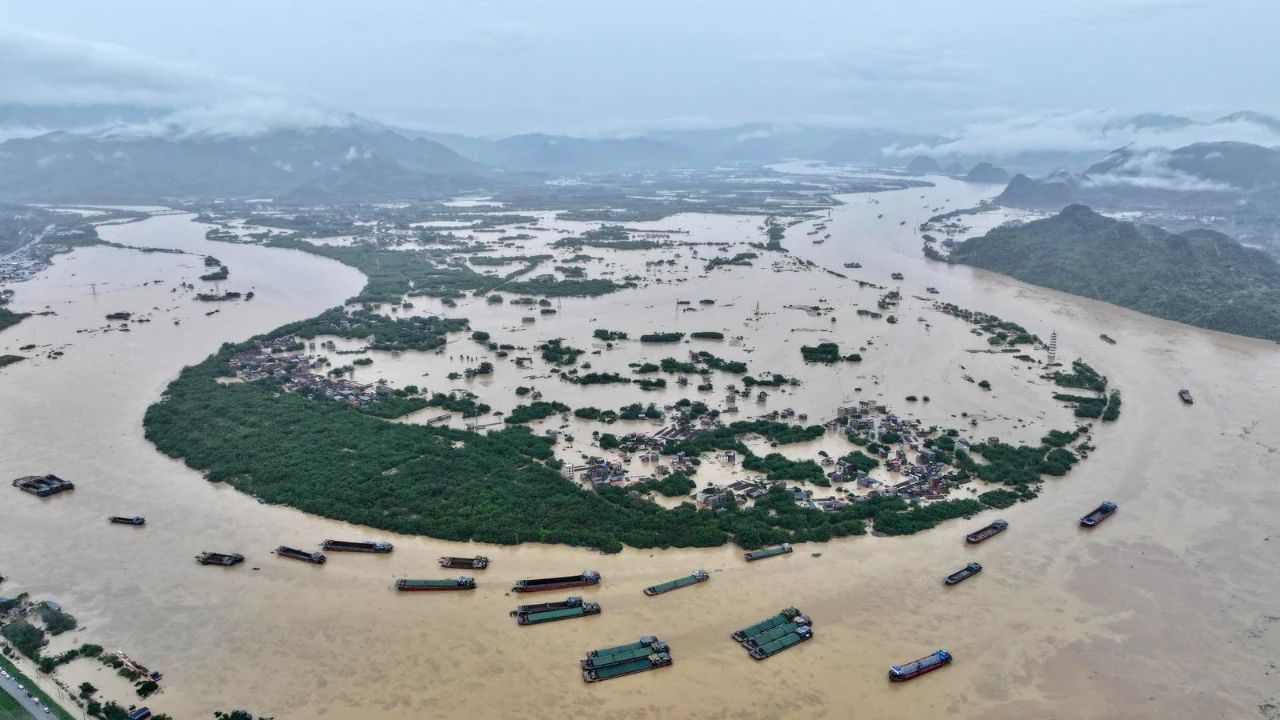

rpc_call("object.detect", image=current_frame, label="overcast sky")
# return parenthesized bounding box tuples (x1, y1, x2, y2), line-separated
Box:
(1, 0, 1275, 136)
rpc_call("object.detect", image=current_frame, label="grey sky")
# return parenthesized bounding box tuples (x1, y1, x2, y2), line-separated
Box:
(1, 0, 1275, 137)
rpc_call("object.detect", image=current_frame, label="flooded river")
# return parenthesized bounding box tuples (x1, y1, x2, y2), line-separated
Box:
(1, 178, 1278, 719)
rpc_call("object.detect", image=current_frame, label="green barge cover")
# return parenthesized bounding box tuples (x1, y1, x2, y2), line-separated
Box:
(645, 572, 707, 595)
(733, 608, 800, 640)
(583, 643, 661, 670)
(754, 630, 806, 657)
(588, 636, 658, 661)
(524, 604, 596, 624)
(747, 622, 800, 647)
(591, 654, 668, 681)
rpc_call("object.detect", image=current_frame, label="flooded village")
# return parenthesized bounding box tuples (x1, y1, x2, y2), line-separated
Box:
(1, 172, 1279, 720)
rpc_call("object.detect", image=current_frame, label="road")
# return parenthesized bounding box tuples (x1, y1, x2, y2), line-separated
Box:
(0, 225, 53, 262)
(0, 667, 46, 719)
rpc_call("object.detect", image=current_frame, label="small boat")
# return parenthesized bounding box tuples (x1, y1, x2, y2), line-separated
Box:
(1080, 501, 1118, 527)
(1100, 334, 1116, 344)
(395, 577, 476, 592)
(109, 516, 145, 526)
(889, 649, 952, 681)
(965, 519, 1008, 544)
(749, 624, 813, 660)
(891, 272, 904, 280)
(732, 607, 805, 643)
(843, 262, 862, 269)
(944, 562, 982, 585)
(275, 546, 326, 564)
(512, 570, 600, 593)
(322, 539, 393, 553)
(643, 569, 709, 596)
(439, 555, 489, 569)
(1178, 388, 1193, 405)
(195, 552, 244, 567)
(744, 543, 792, 562)
(925, 287, 939, 294)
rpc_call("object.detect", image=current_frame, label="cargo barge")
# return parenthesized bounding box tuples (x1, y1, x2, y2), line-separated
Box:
(109, 516, 145, 526)
(744, 543, 792, 562)
(1080, 501, 1118, 527)
(965, 519, 1007, 544)
(322, 539, 393, 553)
(12, 474, 75, 497)
(582, 652, 672, 683)
(582, 637, 669, 671)
(275, 546, 326, 564)
(395, 577, 475, 592)
(1100, 334, 1116, 344)
(439, 555, 489, 569)
(644, 569, 709, 596)
(889, 649, 952, 681)
(944, 562, 982, 585)
(748, 624, 812, 660)
(514, 596, 601, 625)
(1178, 388, 1194, 404)
(195, 552, 244, 566)
(732, 607, 805, 643)
(512, 570, 600, 593)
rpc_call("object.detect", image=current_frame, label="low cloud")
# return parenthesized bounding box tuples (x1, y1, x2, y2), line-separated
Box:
(884, 109, 1280, 159)
(1082, 149, 1237, 192)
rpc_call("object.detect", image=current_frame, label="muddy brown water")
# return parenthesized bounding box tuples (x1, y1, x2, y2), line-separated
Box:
(1, 177, 1278, 719)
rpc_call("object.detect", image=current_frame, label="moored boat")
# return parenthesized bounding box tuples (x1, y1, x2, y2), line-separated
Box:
(322, 539, 393, 553)
(513, 596, 599, 624)
(1178, 388, 1194, 404)
(195, 552, 244, 566)
(582, 652, 672, 683)
(1100, 334, 1116, 344)
(109, 516, 145, 526)
(582, 637, 669, 670)
(12, 474, 75, 497)
(748, 624, 813, 660)
(964, 519, 1008, 544)
(1080, 501, 1118, 527)
(944, 562, 982, 585)
(889, 649, 952, 681)
(732, 607, 804, 643)
(744, 543, 792, 562)
(512, 570, 600, 593)
(439, 555, 489, 569)
(644, 569, 709, 596)
(395, 577, 476, 592)
(843, 262, 862, 268)
(275, 545, 326, 564)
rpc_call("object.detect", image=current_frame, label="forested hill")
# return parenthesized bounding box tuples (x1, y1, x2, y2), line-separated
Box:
(948, 205, 1280, 342)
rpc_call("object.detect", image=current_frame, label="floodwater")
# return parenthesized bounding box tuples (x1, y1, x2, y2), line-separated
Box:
(1, 176, 1279, 719)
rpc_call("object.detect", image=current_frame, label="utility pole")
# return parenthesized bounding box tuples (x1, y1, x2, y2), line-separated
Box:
(1048, 331, 1058, 365)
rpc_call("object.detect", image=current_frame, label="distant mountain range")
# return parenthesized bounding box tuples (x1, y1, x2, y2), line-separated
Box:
(948, 205, 1280, 343)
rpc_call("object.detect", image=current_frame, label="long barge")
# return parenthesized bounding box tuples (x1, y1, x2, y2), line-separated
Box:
(732, 607, 804, 643)
(322, 539, 393, 553)
(275, 546, 326, 564)
(644, 569, 709, 596)
(395, 577, 475, 592)
(515, 597, 601, 625)
(512, 570, 600, 593)
(889, 649, 952, 681)
(109, 516, 146, 526)
(964, 519, 1007, 544)
(195, 552, 244, 566)
(1080, 501, 1118, 527)
(748, 624, 813, 660)
(439, 555, 489, 569)
(944, 562, 982, 585)
(12, 474, 75, 497)
(582, 652, 672, 683)
(582, 637, 669, 670)
(744, 543, 792, 562)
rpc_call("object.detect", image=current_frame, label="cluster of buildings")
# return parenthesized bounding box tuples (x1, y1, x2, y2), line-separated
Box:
(227, 335, 396, 409)
(827, 402, 968, 501)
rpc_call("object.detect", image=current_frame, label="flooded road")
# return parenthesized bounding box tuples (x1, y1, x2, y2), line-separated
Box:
(1, 178, 1278, 719)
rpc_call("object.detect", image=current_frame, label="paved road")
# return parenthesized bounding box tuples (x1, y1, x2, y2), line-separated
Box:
(0, 667, 52, 718)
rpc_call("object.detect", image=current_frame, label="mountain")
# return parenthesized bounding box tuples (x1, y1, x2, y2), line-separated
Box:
(905, 156, 941, 174)
(949, 205, 1280, 342)
(963, 162, 1010, 184)
(0, 125, 481, 202)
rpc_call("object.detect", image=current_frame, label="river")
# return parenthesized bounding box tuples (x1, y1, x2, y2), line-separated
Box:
(1, 177, 1277, 719)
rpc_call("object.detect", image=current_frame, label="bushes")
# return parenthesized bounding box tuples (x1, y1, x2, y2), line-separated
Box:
(691, 331, 724, 340)
(593, 329, 628, 341)
(1, 619, 45, 658)
(742, 453, 826, 483)
(640, 332, 685, 343)
(39, 604, 77, 635)
(505, 401, 570, 424)
(872, 499, 982, 536)
(539, 339, 584, 365)
(800, 343, 860, 363)
(840, 450, 879, 473)
(978, 489, 1020, 509)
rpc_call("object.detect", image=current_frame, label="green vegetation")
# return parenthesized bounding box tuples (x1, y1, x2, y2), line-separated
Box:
(978, 489, 1025, 509)
(800, 343, 862, 363)
(551, 226, 660, 251)
(695, 351, 748, 374)
(949, 204, 1280, 342)
(288, 308, 467, 352)
(539, 339, 583, 365)
(690, 331, 724, 340)
(742, 453, 826, 483)
(0, 308, 28, 333)
(592, 328, 628, 341)
(504, 277, 632, 297)
(38, 604, 76, 635)
(705, 252, 758, 270)
(505, 401, 570, 424)
(0, 654, 75, 720)
(200, 265, 229, 281)
(1, 619, 45, 657)
(839, 450, 879, 473)
(0, 355, 23, 369)
(425, 392, 490, 417)
(633, 473, 697, 497)
(569, 372, 630, 385)
(640, 332, 684, 343)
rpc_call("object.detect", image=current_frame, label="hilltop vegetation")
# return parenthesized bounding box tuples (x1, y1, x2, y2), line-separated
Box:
(948, 205, 1280, 342)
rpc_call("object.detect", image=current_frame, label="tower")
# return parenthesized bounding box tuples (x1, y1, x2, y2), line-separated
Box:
(1048, 331, 1058, 365)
